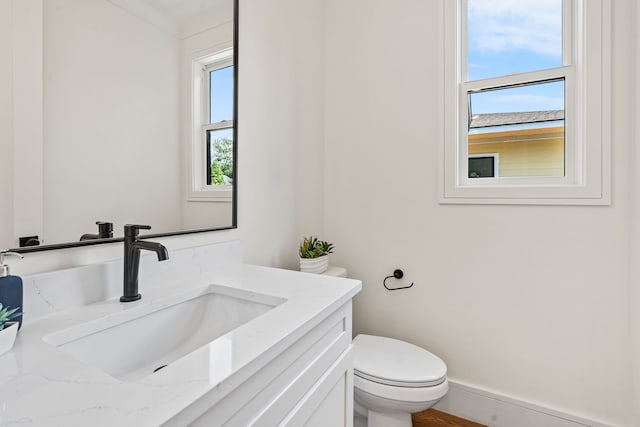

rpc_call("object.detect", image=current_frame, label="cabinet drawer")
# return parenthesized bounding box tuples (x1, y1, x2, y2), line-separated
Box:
(280, 346, 353, 427)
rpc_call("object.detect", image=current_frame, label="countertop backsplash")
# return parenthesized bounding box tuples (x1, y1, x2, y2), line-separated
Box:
(21, 239, 243, 322)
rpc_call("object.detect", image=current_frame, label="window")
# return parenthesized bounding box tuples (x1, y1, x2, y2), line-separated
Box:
(441, 0, 610, 204)
(469, 154, 498, 178)
(205, 62, 234, 187)
(189, 48, 235, 201)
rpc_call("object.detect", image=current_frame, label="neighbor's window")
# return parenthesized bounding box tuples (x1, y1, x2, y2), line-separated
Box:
(441, 0, 610, 204)
(469, 154, 498, 178)
(189, 48, 234, 201)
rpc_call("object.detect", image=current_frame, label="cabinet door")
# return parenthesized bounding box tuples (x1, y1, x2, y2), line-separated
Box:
(188, 303, 353, 427)
(280, 347, 353, 427)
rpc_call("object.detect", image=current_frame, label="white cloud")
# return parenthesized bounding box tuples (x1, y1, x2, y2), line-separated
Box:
(468, 0, 562, 57)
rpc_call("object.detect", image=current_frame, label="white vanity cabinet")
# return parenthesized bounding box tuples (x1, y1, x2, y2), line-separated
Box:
(5, 242, 361, 427)
(187, 301, 354, 427)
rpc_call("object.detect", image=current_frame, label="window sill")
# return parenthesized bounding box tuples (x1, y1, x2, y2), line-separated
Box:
(439, 184, 610, 206)
(187, 189, 232, 203)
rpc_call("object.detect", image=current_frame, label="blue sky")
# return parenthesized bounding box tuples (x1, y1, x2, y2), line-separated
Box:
(210, 65, 235, 123)
(209, 65, 234, 175)
(467, 0, 564, 114)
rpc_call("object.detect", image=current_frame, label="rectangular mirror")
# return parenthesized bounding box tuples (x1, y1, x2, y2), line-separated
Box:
(0, 0, 237, 252)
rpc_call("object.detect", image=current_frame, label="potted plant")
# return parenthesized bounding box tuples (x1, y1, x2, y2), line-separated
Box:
(299, 236, 334, 274)
(0, 304, 21, 357)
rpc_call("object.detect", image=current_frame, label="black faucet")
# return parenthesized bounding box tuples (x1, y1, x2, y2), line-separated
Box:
(80, 221, 114, 241)
(120, 224, 169, 302)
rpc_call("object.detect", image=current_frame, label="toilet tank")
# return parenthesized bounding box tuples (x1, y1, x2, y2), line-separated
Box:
(322, 266, 348, 278)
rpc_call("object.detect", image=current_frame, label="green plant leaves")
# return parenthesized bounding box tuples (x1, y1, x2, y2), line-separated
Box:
(0, 303, 21, 331)
(299, 236, 334, 259)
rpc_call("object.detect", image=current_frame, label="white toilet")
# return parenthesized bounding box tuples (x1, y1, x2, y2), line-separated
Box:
(352, 335, 448, 427)
(320, 266, 448, 427)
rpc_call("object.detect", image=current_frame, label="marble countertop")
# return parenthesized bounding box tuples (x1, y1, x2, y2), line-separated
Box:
(0, 264, 361, 427)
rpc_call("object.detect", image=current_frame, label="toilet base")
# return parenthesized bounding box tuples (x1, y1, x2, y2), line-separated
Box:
(367, 410, 412, 427)
(355, 401, 413, 427)
(354, 414, 367, 427)
(354, 411, 413, 427)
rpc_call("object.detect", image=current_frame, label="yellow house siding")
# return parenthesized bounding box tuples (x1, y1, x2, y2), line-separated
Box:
(468, 126, 564, 177)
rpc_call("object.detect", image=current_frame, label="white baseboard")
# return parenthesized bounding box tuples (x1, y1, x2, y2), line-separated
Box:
(434, 380, 616, 427)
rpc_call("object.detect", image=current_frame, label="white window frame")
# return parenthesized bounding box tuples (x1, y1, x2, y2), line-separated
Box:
(440, 0, 610, 205)
(189, 47, 234, 202)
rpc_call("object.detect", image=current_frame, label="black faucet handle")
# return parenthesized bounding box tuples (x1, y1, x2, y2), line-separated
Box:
(96, 221, 113, 235)
(124, 224, 152, 237)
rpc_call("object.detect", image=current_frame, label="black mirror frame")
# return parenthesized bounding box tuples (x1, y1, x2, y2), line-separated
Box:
(11, 0, 239, 254)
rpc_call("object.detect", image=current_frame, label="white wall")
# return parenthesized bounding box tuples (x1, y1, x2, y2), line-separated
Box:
(238, 0, 325, 267)
(632, 2, 640, 424)
(43, 0, 181, 243)
(44, 0, 181, 243)
(0, 0, 13, 247)
(324, 0, 634, 425)
(10, 0, 44, 248)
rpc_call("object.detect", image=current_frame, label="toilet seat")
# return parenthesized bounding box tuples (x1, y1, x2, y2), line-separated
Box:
(356, 371, 445, 388)
(354, 374, 449, 403)
(353, 335, 447, 388)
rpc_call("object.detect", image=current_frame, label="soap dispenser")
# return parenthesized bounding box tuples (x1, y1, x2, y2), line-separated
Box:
(0, 251, 24, 329)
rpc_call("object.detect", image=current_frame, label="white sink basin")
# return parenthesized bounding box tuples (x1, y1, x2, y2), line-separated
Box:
(43, 285, 284, 382)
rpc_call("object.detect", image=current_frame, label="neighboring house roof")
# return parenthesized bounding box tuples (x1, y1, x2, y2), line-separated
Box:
(470, 110, 565, 129)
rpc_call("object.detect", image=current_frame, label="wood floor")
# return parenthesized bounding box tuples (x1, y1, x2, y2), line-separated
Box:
(412, 409, 487, 427)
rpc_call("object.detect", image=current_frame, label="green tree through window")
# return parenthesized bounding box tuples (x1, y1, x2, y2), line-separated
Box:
(210, 160, 225, 185)
(209, 136, 233, 185)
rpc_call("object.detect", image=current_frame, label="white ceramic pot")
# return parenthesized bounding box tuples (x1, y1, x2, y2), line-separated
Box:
(299, 255, 329, 274)
(0, 322, 18, 357)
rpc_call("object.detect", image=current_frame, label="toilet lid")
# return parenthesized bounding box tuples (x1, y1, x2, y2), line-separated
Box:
(353, 335, 447, 387)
